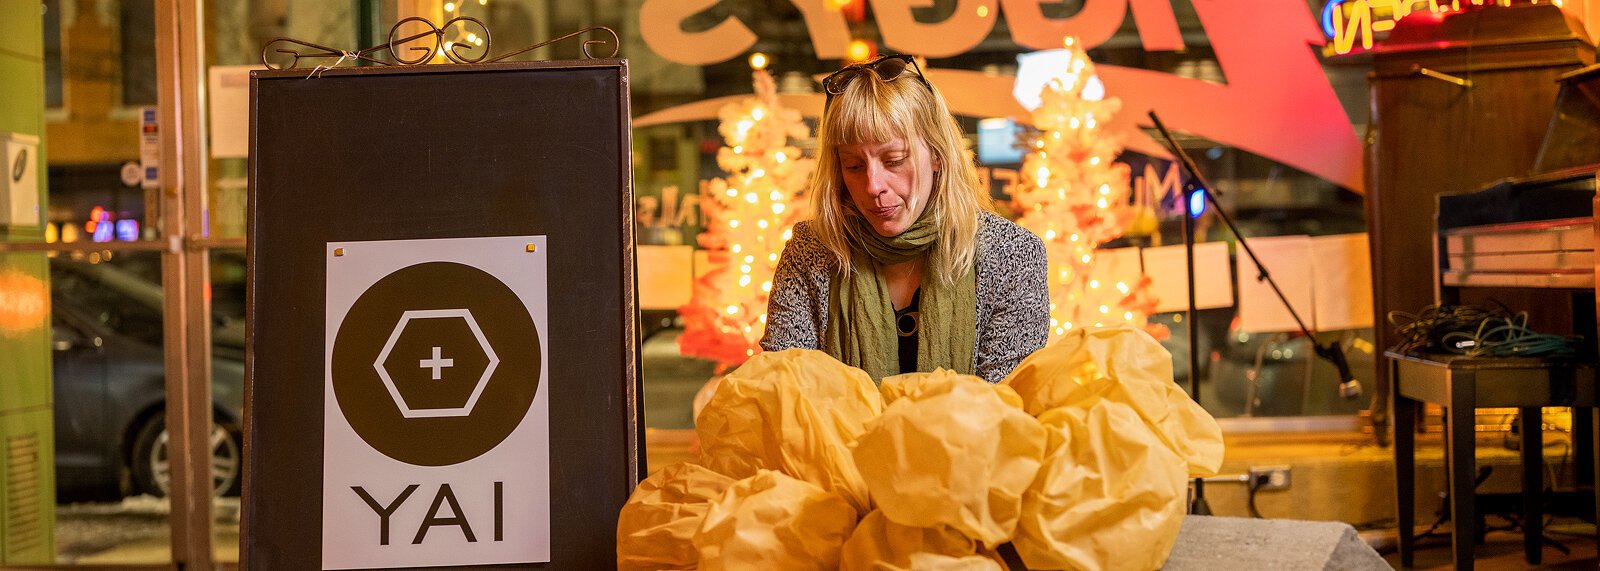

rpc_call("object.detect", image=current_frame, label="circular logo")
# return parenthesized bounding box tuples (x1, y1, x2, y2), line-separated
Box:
(331, 261, 540, 466)
(119, 161, 142, 187)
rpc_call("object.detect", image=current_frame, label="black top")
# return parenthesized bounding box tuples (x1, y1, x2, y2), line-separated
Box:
(896, 288, 922, 374)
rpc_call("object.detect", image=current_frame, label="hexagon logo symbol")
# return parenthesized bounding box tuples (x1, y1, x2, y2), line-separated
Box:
(373, 309, 501, 418)
(330, 260, 541, 467)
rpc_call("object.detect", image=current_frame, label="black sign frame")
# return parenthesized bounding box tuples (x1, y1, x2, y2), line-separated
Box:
(243, 60, 640, 569)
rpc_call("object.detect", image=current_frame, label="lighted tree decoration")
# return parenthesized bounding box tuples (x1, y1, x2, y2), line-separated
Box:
(677, 66, 815, 370)
(1012, 37, 1162, 338)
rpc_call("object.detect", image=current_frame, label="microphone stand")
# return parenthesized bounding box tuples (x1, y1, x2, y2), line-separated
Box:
(1146, 112, 1362, 517)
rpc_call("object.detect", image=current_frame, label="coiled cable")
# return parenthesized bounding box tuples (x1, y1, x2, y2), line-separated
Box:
(1388, 303, 1582, 357)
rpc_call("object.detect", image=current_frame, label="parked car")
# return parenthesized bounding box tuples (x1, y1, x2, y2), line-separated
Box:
(50, 257, 244, 501)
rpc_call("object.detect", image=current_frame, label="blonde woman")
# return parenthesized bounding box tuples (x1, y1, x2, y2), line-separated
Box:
(761, 55, 1049, 383)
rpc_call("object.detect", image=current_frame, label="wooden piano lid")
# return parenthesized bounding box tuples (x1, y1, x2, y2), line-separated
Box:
(1535, 63, 1600, 173)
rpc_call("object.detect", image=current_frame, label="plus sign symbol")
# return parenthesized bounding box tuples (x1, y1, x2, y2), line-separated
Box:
(331, 261, 540, 466)
(421, 346, 453, 380)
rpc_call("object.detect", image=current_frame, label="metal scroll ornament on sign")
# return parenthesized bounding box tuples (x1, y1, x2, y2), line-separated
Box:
(261, 17, 620, 71)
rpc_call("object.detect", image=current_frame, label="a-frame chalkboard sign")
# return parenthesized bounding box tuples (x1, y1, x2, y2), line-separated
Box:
(245, 57, 640, 569)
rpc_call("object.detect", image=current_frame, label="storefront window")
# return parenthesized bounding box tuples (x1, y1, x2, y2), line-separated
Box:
(3, 0, 1448, 564)
(443, 0, 1382, 428)
(620, 0, 1373, 425)
(48, 250, 175, 564)
(43, 0, 162, 243)
(4, 0, 367, 564)
(1150, 144, 1373, 419)
(119, 0, 157, 107)
(30, 0, 176, 563)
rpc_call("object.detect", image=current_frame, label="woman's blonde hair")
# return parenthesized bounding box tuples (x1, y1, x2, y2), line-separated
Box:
(810, 63, 992, 286)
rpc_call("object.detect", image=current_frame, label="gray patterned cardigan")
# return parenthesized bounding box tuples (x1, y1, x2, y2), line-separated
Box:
(759, 211, 1050, 383)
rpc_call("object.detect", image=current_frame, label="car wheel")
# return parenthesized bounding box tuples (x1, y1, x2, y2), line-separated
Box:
(130, 414, 242, 498)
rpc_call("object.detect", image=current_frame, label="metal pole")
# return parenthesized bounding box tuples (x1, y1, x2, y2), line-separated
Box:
(155, 0, 214, 566)
(1182, 177, 1211, 515)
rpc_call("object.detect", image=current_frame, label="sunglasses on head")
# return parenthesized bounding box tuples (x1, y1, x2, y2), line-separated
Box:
(821, 54, 933, 107)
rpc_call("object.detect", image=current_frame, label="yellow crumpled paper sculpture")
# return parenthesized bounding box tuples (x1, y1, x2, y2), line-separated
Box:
(1014, 404, 1188, 571)
(1002, 326, 1225, 571)
(1004, 326, 1223, 477)
(840, 510, 1006, 571)
(694, 469, 859, 571)
(853, 369, 1045, 548)
(879, 368, 1026, 410)
(616, 462, 736, 571)
(695, 348, 884, 515)
(621, 342, 1224, 569)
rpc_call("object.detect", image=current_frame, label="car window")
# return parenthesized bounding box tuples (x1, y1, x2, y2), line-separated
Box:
(51, 313, 88, 349)
(51, 261, 166, 346)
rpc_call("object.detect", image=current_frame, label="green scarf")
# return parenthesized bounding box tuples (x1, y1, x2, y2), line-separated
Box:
(824, 210, 978, 381)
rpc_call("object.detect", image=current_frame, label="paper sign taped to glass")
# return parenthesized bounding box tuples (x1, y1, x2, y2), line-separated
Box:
(617, 327, 1223, 570)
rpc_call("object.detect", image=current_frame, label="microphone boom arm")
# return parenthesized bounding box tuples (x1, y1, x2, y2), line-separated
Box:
(1145, 111, 1362, 399)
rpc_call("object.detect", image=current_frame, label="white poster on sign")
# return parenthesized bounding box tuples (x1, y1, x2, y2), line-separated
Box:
(1235, 235, 1316, 333)
(323, 236, 550, 569)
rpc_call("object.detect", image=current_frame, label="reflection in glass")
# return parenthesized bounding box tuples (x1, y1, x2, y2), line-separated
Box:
(36, 0, 175, 563)
(49, 251, 172, 563)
